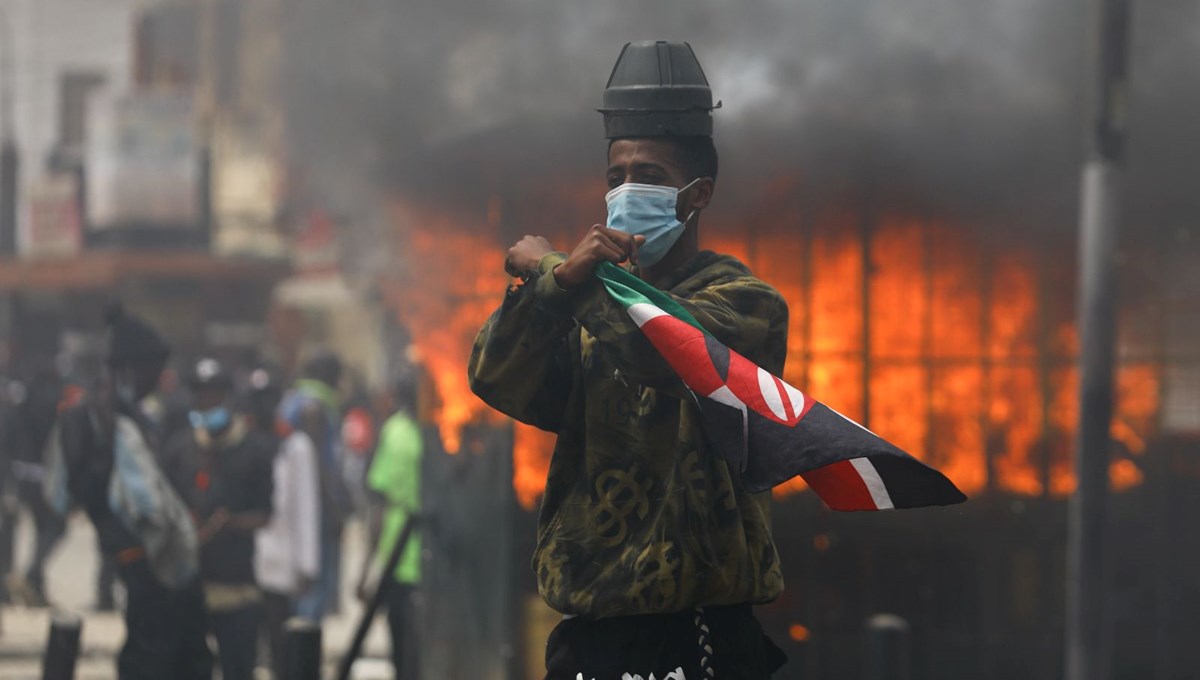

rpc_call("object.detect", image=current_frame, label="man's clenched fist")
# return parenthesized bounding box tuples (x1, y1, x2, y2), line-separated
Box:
(505, 235, 555, 278)
(553, 225, 646, 289)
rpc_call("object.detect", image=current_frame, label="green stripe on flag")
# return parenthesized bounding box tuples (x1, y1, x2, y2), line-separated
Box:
(595, 262, 710, 336)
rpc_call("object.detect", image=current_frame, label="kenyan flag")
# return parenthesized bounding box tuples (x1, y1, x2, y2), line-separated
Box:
(595, 262, 966, 511)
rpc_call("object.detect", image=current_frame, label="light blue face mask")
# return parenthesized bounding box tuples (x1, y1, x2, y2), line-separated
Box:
(114, 379, 137, 406)
(189, 406, 231, 434)
(605, 179, 703, 268)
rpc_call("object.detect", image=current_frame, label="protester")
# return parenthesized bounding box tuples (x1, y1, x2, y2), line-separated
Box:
(469, 41, 788, 679)
(249, 367, 321, 678)
(44, 303, 211, 680)
(281, 352, 350, 620)
(358, 374, 423, 680)
(0, 383, 14, 606)
(61, 359, 120, 612)
(161, 357, 274, 680)
(340, 373, 378, 524)
(1, 367, 69, 607)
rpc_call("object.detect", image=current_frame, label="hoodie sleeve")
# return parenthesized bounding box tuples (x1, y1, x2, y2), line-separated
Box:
(468, 255, 578, 432)
(532, 252, 789, 395)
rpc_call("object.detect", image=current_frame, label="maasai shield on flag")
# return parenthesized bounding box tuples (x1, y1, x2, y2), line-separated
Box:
(595, 262, 967, 511)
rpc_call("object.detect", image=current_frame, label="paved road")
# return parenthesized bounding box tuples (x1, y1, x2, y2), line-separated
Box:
(0, 512, 392, 679)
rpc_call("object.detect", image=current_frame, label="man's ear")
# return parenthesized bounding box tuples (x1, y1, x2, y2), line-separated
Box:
(678, 178, 715, 220)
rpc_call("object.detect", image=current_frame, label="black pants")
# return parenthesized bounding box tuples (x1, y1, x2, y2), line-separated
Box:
(544, 604, 786, 680)
(261, 590, 293, 680)
(96, 547, 117, 609)
(386, 581, 420, 680)
(211, 601, 262, 680)
(22, 491, 65, 591)
(117, 561, 212, 680)
(0, 494, 14, 602)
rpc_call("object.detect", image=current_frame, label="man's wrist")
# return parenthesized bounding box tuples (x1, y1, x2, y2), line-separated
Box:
(533, 252, 576, 316)
(537, 252, 572, 290)
(537, 251, 568, 277)
(551, 262, 574, 289)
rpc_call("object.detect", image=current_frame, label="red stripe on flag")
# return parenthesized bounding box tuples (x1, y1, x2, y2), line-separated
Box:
(796, 391, 817, 422)
(639, 314, 726, 395)
(771, 374, 795, 422)
(725, 352, 791, 425)
(801, 460, 878, 511)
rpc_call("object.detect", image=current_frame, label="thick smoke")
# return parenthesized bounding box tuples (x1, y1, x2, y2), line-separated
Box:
(280, 0, 1198, 238)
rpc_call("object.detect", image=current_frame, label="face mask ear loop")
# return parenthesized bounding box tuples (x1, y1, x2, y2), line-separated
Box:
(676, 177, 708, 226)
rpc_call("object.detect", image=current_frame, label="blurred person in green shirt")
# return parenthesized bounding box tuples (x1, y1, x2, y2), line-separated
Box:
(359, 374, 422, 680)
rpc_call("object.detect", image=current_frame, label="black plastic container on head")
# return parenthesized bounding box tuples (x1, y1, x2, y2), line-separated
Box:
(600, 40, 716, 139)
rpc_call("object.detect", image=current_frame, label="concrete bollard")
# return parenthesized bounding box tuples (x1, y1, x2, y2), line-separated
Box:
(41, 611, 83, 680)
(283, 617, 323, 680)
(863, 613, 911, 680)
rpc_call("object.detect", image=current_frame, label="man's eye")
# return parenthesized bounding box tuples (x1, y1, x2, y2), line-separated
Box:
(607, 177, 623, 189)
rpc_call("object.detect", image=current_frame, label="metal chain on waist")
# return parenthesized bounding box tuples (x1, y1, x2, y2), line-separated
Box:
(695, 608, 715, 679)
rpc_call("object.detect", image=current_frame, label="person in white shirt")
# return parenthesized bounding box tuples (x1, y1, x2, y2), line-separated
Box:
(246, 369, 321, 679)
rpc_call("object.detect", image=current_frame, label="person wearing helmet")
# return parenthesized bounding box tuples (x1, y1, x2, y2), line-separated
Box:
(470, 42, 788, 679)
(46, 304, 212, 680)
(162, 357, 275, 680)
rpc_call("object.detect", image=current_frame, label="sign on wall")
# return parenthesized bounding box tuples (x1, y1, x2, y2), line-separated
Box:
(23, 173, 82, 258)
(86, 92, 200, 230)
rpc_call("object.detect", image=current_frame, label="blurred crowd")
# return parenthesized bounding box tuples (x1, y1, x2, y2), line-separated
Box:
(0, 304, 423, 680)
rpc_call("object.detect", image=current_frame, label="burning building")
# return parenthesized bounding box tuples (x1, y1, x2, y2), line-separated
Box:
(375, 175, 1196, 679)
(278, 0, 1200, 678)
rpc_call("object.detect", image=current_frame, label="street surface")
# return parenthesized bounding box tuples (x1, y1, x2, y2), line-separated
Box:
(0, 513, 391, 679)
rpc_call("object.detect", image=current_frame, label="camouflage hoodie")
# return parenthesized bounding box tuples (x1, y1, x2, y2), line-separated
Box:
(469, 249, 788, 618)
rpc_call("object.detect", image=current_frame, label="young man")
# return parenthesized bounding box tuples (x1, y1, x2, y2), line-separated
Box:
(469, 42, 788, 680)
(1, 367, 66, 607)
(163, 358, 275, 680)
(250, 367, 321, 679)
(48, 304, 212, 680)
(281, 352, 351, 620)
(359, 375, 423, 680)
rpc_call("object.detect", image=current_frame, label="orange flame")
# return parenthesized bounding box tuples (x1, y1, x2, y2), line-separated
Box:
(383, 191, 1161, 509)
(381, 197, 561, 506)
(381, 201, 509, 453)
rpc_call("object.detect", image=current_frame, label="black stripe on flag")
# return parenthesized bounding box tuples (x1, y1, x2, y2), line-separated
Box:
(695, 392, 748, 474)
(737, 403, 903, 492)
(866, 455, 967, 508)
(705, 400, 965, 508)
(704, 333, 731, 382)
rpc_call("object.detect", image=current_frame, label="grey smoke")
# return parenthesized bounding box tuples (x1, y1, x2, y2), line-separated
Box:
(280, 0, 1197, 237)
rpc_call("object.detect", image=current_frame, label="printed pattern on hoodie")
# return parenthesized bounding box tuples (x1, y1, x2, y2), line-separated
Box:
(469, 250, 788, 618)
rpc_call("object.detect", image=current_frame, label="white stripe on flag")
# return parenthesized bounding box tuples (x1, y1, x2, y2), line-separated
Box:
(757, 368, 788, 421)
(706, 384, 747, 412)
(626, 302, 669, 329)
(782, 381, 806, 420)
(825, 403, 880, 437)
(850, 458, 895, 510)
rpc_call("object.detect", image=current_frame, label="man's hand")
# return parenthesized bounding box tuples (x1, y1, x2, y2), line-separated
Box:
(226, 511, 270, 533)
(197, 507, 230, 543)
(504, 235, 555, 278)
(553, 225, 646, 289)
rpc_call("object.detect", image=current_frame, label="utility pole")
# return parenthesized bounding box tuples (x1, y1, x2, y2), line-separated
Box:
(1065, 1, 1132, 680)
(0, 6, 17, 256)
